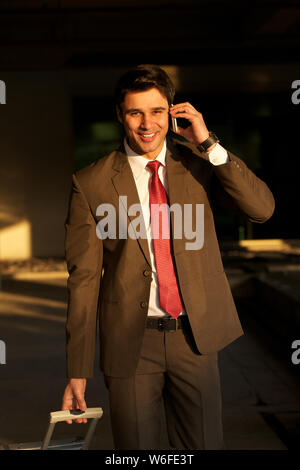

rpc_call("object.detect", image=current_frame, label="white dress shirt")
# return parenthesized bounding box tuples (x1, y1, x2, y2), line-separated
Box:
(125, 138, 229, 317)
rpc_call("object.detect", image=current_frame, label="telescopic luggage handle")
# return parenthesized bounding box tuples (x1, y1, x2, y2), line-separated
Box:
(41, 408, 103, 450)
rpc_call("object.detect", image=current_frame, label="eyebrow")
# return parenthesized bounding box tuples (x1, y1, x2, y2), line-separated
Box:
(125, 106, 167, 114)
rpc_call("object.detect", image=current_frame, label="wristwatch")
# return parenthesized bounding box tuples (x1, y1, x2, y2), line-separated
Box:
(197, 132, 219, 152)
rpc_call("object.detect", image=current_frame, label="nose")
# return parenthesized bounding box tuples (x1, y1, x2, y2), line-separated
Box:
(140, 113, 152, 129)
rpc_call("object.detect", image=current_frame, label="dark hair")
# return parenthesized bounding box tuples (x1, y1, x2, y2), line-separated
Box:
(114, 64, 175, 111)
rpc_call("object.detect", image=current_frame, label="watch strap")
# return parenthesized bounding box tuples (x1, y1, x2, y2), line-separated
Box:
(197, 132, 219, 152)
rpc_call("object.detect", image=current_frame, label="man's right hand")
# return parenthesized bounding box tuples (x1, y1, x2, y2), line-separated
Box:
(61, 378, 88, 424)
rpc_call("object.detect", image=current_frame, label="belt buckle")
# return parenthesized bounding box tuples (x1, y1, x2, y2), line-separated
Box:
(158, 318, 166, 331)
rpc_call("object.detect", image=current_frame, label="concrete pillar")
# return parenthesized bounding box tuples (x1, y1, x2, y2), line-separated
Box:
(0, 71, 73, 259)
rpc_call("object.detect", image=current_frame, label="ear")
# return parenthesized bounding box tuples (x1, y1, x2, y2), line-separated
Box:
(116, 105, 123, 124)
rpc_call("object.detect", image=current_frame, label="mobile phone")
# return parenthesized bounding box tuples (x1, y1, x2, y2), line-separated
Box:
(170, 104, 177, 132)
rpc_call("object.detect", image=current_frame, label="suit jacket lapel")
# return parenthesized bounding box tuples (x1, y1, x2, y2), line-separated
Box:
(165, 137, 189, 255)
(111, 146, 152, 268)
(165, 138, 189, 203)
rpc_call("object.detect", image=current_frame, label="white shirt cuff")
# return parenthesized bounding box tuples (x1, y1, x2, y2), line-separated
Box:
(207, 142, 229, 165)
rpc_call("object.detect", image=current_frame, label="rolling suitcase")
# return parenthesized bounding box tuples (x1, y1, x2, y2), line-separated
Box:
(0, 408, 103, 450)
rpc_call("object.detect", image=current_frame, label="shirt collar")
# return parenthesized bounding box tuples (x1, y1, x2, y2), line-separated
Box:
(124, 138, 167, 180)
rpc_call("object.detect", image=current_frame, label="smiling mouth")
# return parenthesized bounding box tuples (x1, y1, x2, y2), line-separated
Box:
(139, 132, 157, 142)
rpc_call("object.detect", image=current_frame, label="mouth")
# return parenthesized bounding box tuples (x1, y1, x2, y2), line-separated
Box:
(138, 132, 158, 143)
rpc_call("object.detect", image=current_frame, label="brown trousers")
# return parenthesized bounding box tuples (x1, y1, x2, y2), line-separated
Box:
(104, 320, 224, 450)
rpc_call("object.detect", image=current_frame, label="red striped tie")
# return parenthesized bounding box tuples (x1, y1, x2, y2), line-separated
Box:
(147, 160, 183, 319)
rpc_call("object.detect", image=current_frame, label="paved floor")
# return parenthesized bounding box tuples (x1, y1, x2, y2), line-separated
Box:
(0, 272, 299, 450)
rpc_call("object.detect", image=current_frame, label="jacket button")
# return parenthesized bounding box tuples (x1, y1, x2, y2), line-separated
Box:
(143, 270, 151, 277)
(140, 301, 148, 308)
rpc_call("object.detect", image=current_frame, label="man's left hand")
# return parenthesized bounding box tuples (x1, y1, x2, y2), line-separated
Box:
(169, 102, 212, 147)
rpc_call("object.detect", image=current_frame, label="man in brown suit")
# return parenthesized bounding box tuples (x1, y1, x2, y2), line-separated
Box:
(61, 65, 275, 449)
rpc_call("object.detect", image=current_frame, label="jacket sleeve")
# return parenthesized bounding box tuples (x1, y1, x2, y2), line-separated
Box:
(211, 151, 275, 223)
(65, 173, 103, 378)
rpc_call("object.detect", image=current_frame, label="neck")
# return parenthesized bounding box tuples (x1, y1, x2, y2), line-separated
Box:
(126, 138, 165, 160)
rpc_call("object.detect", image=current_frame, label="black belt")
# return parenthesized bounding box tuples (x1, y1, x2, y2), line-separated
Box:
(146, 316, 187, 331)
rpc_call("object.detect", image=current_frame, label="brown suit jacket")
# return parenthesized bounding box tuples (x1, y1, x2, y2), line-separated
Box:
(65, 136, 275, 378)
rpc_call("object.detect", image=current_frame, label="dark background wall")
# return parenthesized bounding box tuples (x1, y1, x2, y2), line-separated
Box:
(0, 0, 299, 258)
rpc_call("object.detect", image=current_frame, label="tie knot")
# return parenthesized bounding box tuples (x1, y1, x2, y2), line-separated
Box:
(146, 160, 161, 174)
